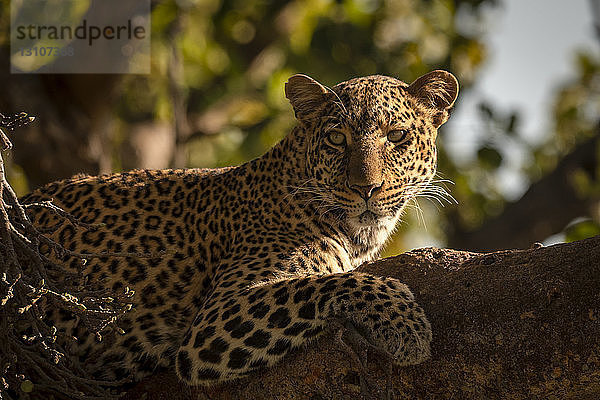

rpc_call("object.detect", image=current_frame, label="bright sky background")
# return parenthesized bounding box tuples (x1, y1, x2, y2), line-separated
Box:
(445, 0, 598, 199)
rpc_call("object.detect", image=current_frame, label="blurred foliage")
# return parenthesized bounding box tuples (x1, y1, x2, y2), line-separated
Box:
(442, 50, 600, 243)
(115, 0, 494, 167)
(546, 52, 600, 161)
(565, 218, 600, 243)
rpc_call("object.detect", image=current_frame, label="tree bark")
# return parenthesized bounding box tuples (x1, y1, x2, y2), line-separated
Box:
(121, 235, 600, 400)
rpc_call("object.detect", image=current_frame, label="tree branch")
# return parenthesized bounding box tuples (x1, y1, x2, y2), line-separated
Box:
(122, 235, 600, 399)
(0, 120, 133, 400)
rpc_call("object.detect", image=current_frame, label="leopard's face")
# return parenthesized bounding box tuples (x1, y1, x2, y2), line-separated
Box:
(286, 72, 458, 241)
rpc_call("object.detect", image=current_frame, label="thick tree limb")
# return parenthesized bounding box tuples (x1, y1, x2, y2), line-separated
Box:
(122, 235, 600, 399)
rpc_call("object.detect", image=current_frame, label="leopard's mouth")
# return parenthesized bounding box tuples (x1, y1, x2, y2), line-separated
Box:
(346, 209, 387, 227)
(358, 210, 378, 223)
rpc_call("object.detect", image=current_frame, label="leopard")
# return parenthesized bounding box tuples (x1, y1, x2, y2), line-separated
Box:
(22, 70, 459, 386)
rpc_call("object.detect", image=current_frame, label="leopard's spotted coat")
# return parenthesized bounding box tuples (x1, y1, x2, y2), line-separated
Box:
(23, 70, 459, 385)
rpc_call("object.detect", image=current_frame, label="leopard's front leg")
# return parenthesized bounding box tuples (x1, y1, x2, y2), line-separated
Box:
(175, 271, 431, 385)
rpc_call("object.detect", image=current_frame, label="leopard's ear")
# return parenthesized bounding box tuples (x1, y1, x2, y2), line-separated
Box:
(407, 70, 459, 127)
(285, 74, 331, 122)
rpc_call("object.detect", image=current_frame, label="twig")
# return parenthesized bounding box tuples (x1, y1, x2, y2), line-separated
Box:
(0, 114, 133, 399)
(21, 201, 104, 231)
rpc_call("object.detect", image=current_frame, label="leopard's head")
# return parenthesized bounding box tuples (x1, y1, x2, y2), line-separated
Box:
(285, 71, 458, 243)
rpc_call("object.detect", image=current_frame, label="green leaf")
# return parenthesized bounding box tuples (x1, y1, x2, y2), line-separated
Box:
(477, 147, 503, 170)
(565, 220, 600, 243)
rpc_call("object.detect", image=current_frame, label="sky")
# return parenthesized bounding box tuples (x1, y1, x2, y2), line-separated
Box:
(445, 0, 598, 199)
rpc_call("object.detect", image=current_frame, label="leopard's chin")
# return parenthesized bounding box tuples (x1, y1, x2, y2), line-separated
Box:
(355, 210, 381, 225)
(344, 212, 398, 250)
(346, 208, 390, 227)
(346, 211, 397, 233)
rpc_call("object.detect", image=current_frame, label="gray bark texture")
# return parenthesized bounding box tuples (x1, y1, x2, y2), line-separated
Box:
(121, 235, 600, 400)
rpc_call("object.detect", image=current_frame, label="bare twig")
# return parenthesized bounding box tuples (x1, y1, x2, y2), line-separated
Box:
(0, 114, 136, 399)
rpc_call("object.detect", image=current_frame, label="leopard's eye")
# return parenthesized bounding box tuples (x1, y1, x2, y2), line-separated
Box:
(387, 129, 409, 144)
(326, 131, 346, 147)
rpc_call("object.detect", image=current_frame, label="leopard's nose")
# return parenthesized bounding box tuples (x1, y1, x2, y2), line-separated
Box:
(347, 181, 383, 200)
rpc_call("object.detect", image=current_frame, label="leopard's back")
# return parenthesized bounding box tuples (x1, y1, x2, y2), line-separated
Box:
(24, 168, 235, 377)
